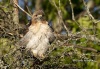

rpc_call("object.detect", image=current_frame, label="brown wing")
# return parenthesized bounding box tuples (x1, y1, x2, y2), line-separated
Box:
(49, 32, 55, 44)
(16, 31, 33, 47)
(47, 27, 55, 44)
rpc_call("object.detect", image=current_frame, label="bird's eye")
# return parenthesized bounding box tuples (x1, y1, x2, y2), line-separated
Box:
(35, 15, 37, 17)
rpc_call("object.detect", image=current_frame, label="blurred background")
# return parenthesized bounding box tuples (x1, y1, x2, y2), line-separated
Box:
(0, 0, 100, 69)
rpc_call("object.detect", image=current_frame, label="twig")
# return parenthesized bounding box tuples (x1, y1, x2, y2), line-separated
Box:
(68, 0, 98, 44)
(54, 32, 100, 43)
(59, 42, 98, 52)
(26, 6, 32, 15)
(13, 0, 32, 17)
(82, 0, 95, 21)
(95, 20, 100, 23)
(68, 0, 75, 21)
(75, 45, 97, 52)
(82, 0, 97, 42)
(51, 0, 70, 36)
(68, 0, 85, 31)
(82, 0, 100, 24)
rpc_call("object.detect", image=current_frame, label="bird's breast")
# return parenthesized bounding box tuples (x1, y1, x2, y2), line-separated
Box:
(26, 23, 51, 49)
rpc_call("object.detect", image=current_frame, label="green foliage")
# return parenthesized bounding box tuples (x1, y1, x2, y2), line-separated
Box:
(95, 0, 100, 5)
(0, 38, 14, 55)
(0, 0, 100, 69)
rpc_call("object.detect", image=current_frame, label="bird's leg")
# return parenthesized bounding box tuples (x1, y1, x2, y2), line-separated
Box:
(40, 54, 45, 58)
(32, 50, 45, 60)
(38, 51, 45, 59)
(31, 49, 38, 57)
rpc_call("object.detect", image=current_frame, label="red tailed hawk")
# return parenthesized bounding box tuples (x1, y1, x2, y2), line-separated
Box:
(16, 10, 55, 59)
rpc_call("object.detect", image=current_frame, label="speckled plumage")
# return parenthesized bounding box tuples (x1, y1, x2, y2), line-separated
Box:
(16, 10, 55, 59)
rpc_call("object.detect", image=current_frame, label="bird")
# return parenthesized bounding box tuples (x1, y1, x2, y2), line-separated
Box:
(16, 10, 55, 59)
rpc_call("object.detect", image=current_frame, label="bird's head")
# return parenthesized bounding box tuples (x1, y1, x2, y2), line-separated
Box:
(32, 10, 45, 22)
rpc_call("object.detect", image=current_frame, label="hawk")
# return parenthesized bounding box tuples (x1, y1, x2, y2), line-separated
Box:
(16, 10, 55, 59)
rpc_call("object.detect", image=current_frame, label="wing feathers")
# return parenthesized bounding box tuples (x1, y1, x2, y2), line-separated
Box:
(16, 31, 33, 47)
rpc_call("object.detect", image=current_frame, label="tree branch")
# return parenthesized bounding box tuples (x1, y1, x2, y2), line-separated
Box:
(13, 0, 32, 17)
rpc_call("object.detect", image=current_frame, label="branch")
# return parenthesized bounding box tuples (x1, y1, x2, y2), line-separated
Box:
(68, 0, 84, 31)
(54, 32, 100, 43)
(82, 0, 100, 24)
(82, 0, 98, 42)
(26, 6, 32, 15)
(68, 0, 75, 21)
(13, 0, 32, 17)
(51, 0, 70, 36)
(83, 0, 94, 21)
(74, 45, 97, 52)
